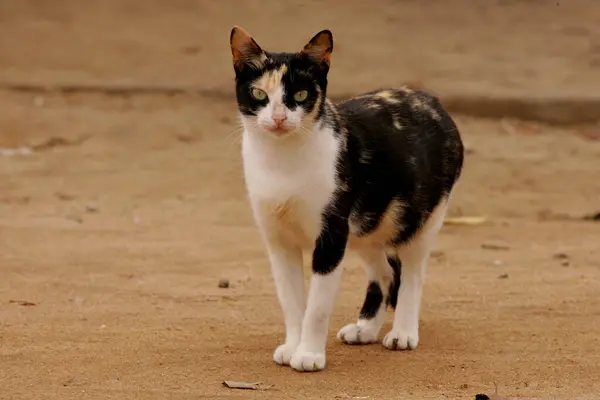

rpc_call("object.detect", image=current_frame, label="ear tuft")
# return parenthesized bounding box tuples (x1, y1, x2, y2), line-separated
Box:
(230, 26, 267, 71)
(301, 29, 333, 66)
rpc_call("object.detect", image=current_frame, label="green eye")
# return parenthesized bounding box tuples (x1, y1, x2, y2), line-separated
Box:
(294, 90, 309, 102)
(251, 88, 267, 101)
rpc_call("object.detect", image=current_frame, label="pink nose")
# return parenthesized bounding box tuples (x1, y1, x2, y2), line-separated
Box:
(272, 116, 287, 126)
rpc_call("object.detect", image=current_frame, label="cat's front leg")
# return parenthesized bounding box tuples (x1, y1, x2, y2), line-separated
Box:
(290, 214, 348, 372)
(264, 238, 305, 366)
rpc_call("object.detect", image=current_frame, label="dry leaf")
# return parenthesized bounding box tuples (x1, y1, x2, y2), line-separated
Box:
(444, 216, 487, 226)
(9, 300, 37, 306)
(476, 395, 543, 400)
(481, 241, 510, 250)
(31, 135, 90, 151)
(222, 381, 261, 390)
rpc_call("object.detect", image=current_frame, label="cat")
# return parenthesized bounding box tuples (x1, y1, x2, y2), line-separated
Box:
(229, 26, 464, 372)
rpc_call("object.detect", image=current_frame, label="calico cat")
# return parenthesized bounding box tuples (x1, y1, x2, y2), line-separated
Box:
(229, 26, 464, 372)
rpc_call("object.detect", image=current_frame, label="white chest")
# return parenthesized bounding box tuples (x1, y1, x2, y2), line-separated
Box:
(242, 130, 339, 249)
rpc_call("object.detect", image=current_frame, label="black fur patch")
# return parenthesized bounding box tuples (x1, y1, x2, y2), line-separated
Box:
(312, 190, 352, 275)
(359, 281, 384, 319)
(336, 88, 464, 246)
(386, 255, 402, 309)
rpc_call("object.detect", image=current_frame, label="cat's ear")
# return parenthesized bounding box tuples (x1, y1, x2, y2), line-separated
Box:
(301, 29, 333, 66)
(230, 26, 267, 71)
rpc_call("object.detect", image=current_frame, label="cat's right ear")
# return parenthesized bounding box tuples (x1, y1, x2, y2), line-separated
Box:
(230, 26, 267, 72)
(301, 29, 333, 67)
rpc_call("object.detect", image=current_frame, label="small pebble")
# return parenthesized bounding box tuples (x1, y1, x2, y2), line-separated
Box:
(584, 212, 600, 221)
(553, 253, 569, 260)
(430, 250, 445, 258)
(69, 297, 84, 304)
(463, 142, 475, 155)
(498, 273, 509, 279)
(86, 204, 99, 213)
(561, 260, 570, 267)
(55, 192, 76, 201)
(218, 279, 230, 289)
(33, 95, 45, 107)
(66, 214, 83, 224)
(492, 259, 504, 266)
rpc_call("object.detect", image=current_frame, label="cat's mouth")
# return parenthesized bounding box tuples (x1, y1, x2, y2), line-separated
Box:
(266, 126, 291, 135)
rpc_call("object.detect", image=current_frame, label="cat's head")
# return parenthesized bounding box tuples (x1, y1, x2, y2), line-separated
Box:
(229, 27, 333, 137)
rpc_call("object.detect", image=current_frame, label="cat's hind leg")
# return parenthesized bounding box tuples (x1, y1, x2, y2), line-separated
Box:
(382, 199, 448, 351)
(337, 247, 399, 345)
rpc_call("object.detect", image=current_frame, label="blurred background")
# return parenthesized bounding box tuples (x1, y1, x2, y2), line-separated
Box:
(1, 1, 599, 399)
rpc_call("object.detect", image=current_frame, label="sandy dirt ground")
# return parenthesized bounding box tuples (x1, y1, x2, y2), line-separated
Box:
(1, 1, 600, 399)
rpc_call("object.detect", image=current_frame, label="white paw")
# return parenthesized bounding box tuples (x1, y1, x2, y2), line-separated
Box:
(382, 328, 419, 350)
(273, 343, 298, 366)
(290, 349, 326, 372)
(337, 322, 379, 345)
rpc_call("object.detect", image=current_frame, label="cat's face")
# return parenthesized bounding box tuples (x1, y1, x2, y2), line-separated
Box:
(230, 27, 333, 137)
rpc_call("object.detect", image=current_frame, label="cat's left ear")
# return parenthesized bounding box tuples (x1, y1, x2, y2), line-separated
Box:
(301, 29, 333, 67)
(230, 26, 267, 71)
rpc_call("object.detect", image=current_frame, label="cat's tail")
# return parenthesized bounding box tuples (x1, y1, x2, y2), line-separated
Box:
(385, 255, 402, 309)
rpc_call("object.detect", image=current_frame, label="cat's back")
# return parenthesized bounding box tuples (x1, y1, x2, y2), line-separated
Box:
(337, 87, 455, 138)
(337, 87, 463, 179)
